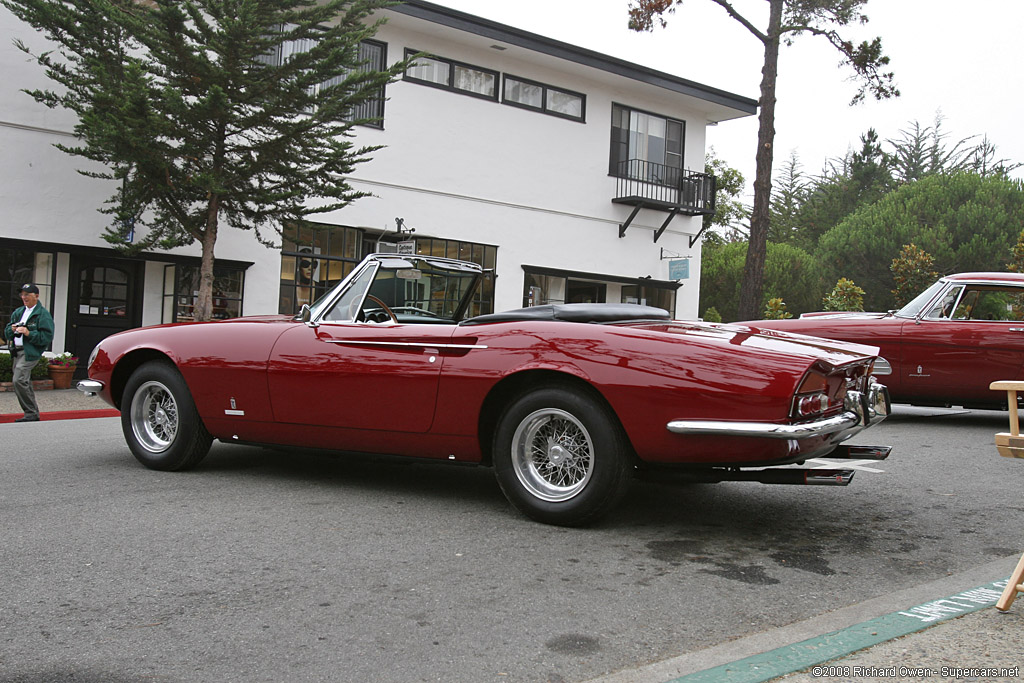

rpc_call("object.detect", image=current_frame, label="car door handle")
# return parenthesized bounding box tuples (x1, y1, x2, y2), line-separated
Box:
(1010, 328, 1024, 332)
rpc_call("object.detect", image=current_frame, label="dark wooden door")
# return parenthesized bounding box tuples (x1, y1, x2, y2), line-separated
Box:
(66, 255, 144, 378)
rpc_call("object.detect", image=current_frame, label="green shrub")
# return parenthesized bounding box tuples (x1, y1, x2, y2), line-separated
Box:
(763, 298, 793, 319)
(0, 353, 55, 382)
(702, 307, 723, 323)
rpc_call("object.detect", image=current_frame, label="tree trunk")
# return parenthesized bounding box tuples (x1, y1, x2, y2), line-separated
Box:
(737, 0, 783, 321)
(194, 199, 219, 322)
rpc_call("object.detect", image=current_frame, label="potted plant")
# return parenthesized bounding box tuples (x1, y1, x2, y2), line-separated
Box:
(47, 352, 78, 390)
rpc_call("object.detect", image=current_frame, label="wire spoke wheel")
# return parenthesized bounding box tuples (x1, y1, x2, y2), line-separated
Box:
(120, 360, 212, 471)
(511, 408, 595, 502)
(130, 380, 180, 454)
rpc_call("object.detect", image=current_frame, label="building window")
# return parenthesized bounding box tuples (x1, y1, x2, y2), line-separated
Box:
(524, 266, 677, 317)
(162, 264, 245, 323)
(621, 284, 675, 312)
(0, 246, 54, 335)
(404, 49, 499, 101)
(610, 104, 685, 186)
(279, 223, 364, 314)
(259, 29, 387, 127)
(503, 75, 585, 121)
(412, 238, 497, 317)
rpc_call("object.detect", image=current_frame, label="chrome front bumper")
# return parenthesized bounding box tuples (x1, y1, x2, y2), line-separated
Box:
(667, 382, 890, 440)
(77, 379, 104, 397)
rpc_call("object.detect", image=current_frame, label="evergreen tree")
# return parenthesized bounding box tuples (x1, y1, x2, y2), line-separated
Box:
(3, 0, 408, 320)
(816, 172, 1024, 310)
(768, 150, 808, 245)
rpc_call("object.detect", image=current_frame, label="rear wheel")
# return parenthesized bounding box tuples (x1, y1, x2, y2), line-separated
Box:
(121, 361, 212, 471)
(493, 386, 631, 526)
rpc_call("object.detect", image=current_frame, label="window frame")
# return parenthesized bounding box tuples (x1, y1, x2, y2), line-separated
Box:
(502, 74, 586, 122)
(609, 103, 687, 186)
(403, 48, 500, 102)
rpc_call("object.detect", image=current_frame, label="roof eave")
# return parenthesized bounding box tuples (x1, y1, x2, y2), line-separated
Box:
(388, 0, 758, 118)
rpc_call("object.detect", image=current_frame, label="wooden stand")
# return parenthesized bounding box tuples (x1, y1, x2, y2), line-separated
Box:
(996, 553, 1024, 612)
(989, 381, 1024, 611)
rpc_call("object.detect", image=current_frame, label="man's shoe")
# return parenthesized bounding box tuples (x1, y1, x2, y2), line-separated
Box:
(14, 415, 40, 423)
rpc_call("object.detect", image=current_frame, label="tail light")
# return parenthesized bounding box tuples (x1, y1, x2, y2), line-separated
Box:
(792, 368, 848, 420)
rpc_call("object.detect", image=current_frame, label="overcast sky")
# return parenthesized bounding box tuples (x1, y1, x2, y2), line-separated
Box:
(428, 0, 1024, 200)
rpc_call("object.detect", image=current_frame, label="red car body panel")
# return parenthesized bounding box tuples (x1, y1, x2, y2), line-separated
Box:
(743, 272, 1024, 407)
(86, 313, 883, 467)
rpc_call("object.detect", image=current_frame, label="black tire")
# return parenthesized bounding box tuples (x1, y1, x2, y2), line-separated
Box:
(120, 360, 212, 471)
(492, 386, 631, 526)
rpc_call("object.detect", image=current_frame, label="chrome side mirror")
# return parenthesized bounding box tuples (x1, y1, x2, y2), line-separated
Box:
(300, 304, 318, 328)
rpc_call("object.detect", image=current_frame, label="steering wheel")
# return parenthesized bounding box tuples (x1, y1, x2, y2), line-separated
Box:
(364, 294, 398, 324)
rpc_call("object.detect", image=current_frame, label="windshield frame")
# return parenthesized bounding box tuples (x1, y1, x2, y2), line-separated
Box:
(894, 278, 948, 319)
(303, 254, 485, 325)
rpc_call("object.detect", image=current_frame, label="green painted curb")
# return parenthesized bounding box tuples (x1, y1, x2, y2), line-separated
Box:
(670, 578, 1010, 683)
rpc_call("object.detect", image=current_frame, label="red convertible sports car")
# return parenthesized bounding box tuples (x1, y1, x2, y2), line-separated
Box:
(79, 253, 891, 525)
(743, 272, 1024, 410)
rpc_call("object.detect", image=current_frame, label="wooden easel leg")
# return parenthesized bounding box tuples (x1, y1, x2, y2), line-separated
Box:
(996, 551, 1024, 611)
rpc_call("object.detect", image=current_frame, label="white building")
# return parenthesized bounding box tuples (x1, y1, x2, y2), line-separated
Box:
(0, 0, 756, 367)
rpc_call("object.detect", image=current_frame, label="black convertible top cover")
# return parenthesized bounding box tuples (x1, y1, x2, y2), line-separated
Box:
(461, 303, 671, 326)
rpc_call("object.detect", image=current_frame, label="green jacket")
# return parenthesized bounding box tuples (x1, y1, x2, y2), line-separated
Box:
(5, 304, 55, 362)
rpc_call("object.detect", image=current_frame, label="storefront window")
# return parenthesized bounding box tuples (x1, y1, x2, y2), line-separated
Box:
(413, 238, 496, 316)
(0, 247, 54, 333)
(524, 267, 677, 317)
(621, 284, 675, 313)
(162, 264, 245, 322)
(279, 223, 363, 314)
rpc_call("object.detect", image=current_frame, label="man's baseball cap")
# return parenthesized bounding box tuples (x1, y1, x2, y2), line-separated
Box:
(20, 284, 39, 295)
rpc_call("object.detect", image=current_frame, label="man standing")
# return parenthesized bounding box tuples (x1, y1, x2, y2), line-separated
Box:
(5, 284, 54, 423)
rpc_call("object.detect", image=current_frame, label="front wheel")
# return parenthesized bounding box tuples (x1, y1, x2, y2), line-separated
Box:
(493, 387, 631, 526)
(121, 360, 212, 471)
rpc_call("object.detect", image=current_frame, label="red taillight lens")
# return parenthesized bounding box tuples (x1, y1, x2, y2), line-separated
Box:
(793, 369, 839, 420)
(796, 393, 829, 417)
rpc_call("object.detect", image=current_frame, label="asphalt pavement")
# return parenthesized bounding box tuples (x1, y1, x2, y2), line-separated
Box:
(3, 388, 1023, 682)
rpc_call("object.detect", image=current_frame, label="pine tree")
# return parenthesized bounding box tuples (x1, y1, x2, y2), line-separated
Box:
(3, 0, 409, 320)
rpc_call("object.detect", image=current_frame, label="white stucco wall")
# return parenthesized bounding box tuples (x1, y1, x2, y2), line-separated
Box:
(1, 4, 753, 325)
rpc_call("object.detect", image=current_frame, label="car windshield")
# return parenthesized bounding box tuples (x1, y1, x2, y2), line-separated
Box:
(316, 255, 482, 324)
(895, 279, 947, 318)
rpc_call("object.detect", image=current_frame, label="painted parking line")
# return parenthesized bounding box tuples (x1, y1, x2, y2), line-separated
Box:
(666, 578, 1010, 683)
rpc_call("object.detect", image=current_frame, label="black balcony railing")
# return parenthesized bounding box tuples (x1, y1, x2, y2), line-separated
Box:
(612, 159, 716, 216)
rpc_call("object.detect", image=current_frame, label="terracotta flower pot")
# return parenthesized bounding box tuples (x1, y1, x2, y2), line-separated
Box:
(48, 364, 76, 390)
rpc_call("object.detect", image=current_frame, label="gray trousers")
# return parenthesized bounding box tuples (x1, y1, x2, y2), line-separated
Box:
(12, 351, 40, 419)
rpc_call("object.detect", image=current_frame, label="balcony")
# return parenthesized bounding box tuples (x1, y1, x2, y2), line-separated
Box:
(613, 159, 716, 214)
(612, 160, 716, 243)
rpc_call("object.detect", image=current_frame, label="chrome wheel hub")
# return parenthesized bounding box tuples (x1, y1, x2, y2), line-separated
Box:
(511, 408, 595, 502)
(130, 381, 179, 454)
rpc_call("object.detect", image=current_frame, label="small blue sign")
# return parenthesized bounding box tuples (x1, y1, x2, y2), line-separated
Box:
(668, 259, 689, 280)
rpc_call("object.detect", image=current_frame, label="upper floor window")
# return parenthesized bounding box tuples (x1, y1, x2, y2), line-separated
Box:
(259, 27, 387, 127)
(404, 49, 499, 101)
(610, 104, 685, 186)
(503, 75, 585, 122)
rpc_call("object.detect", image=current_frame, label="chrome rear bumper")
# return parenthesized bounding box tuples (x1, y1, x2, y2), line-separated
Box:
(667, 382, 890, 440)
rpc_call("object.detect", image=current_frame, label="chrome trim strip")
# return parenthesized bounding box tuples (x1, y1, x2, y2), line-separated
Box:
(326, 340, 488, 350)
